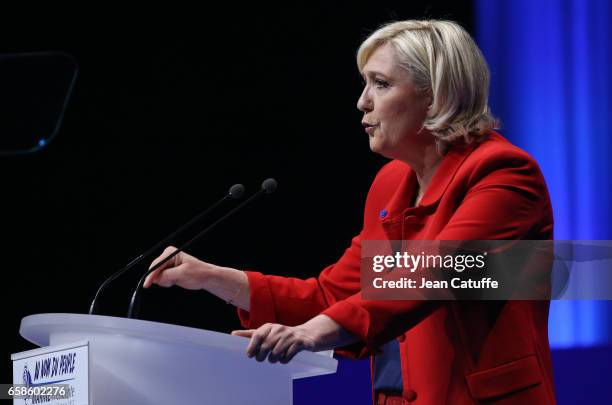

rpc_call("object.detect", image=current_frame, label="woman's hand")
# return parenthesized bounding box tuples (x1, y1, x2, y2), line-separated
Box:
(143, 246, 250, 309)
(143, 246, 215, 290)
(231, 314, 358, 364)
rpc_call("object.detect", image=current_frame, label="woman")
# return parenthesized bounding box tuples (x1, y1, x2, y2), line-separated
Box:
(144, 20, 556, 404)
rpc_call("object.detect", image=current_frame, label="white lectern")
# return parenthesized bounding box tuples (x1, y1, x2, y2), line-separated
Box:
(18, 313, 338, 404)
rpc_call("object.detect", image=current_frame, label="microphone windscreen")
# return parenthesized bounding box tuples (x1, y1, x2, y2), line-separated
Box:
(261, 178, 278, 194)
(229, 184, 246, 199)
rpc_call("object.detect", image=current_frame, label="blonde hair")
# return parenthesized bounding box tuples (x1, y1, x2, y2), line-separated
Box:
(357, 20, 499, 151)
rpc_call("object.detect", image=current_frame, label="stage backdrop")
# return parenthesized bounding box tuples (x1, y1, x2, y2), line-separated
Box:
(476, 0, 612, 348)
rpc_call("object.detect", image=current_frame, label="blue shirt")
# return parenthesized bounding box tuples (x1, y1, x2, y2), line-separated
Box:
(373, 339, 403, 392)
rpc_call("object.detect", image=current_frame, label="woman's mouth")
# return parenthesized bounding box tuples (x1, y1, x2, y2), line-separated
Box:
(362, 122, 380, 135)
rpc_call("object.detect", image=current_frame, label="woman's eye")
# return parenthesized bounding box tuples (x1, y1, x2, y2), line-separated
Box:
(374, 79, 389, 88)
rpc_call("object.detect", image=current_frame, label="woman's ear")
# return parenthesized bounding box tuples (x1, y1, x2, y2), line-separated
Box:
(426, 90, 434, 109)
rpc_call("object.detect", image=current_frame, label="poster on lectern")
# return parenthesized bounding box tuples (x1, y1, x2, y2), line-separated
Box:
(11, 341, 89, 405)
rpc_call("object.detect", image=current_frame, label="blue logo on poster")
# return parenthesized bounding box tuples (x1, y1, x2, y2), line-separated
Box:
(22, 364, 32, 404)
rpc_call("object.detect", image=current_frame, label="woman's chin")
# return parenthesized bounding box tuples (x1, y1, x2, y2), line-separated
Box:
(368, 137, 379, 150)
(368, 140, 396, 160)
(368, 138, 386, 155)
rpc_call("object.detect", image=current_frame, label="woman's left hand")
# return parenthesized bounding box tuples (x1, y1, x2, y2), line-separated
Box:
(231, 314, 356, 364)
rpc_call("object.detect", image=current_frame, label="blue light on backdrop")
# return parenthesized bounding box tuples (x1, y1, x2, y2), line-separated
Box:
(475, 0, 612, 347)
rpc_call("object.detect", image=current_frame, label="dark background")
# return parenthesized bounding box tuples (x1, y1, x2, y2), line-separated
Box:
(0, 0, 473, 392)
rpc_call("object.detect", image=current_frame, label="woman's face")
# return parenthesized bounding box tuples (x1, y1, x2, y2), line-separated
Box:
(357, 43, 431, 161)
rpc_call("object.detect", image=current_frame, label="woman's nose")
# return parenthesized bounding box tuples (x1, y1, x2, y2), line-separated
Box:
(357, 86, 373, 112)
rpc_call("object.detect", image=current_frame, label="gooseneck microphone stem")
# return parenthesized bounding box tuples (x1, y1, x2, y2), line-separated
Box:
(88, 184, 246, 315)
(127, 179, 277, 319)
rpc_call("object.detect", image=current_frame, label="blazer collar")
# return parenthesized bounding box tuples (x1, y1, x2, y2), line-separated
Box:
(419, 140, 479, 207)
(383, 138, 481, 221)
(383, 163, 417, 220)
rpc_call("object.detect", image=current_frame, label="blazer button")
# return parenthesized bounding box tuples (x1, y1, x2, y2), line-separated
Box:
(404, 389, 417, 402)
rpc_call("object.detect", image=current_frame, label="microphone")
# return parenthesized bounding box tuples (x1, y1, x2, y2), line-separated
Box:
(127, 178, 278, 319)
(88, 183, 246, 315)
(261, 178, 277, 194)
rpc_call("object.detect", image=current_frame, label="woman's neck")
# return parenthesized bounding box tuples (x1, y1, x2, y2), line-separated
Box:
(400, 139, 443, 204)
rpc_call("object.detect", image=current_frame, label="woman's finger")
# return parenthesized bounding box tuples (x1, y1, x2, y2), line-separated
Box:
(150, 246, 179, 269)
(255, 326, 287, 362)
(280, 342, 303, 364)
(144, 247, 180, 288)
(144, 268, 164, 288)
(246, 324, 272, 358)
(268, 333, 292, 363)
(255, 335, 279, 362)
(151, 265, 185, 288)
(254, 328, 283, 362)
(231, 330, 255, 337)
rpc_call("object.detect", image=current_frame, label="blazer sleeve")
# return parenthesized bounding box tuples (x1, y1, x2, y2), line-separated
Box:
(321, 151, 553, 358)
(237, 233, 363, 329)
(236, 161, 404, 330)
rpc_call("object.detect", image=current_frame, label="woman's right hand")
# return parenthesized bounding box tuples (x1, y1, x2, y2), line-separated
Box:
(143, 246, 215, 290)
(143, 246, 251, 310)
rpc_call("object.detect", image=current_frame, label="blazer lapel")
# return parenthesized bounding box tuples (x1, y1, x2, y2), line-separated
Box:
(381, 139, 481, 241)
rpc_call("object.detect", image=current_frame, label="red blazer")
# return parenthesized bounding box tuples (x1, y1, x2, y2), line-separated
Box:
(238, 132, 556, 404)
